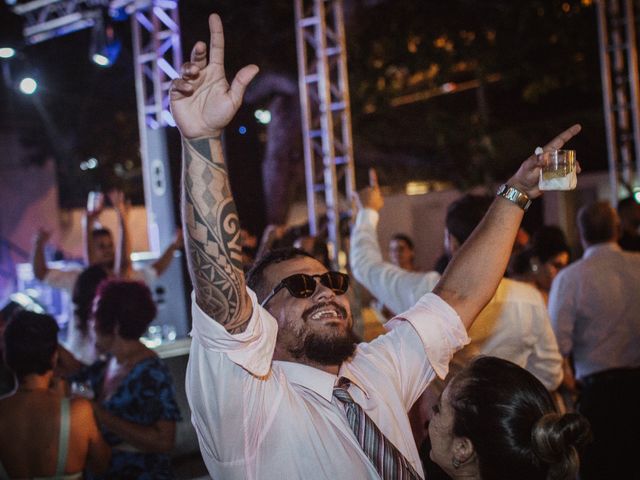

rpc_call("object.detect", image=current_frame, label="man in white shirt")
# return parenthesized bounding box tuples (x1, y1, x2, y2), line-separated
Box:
(170, 13, 580, 479)
(549, 200, 640, 480)
(350, 188, 563, 391)
(351, 188, 562, 470)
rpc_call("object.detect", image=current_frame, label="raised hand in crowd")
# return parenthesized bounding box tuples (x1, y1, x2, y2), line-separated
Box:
(354, 169, 384, 213)
(433, 124, 581, 328)
(170, 14, 259, 139)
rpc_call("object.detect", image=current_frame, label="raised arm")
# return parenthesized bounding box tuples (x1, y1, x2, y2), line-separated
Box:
(150, 228, 183, 277)
(170, 14, 258, 332)
(351, 170, 438, 314)
(31, 228, 51, 281)
(433, 124, 581, 329)
(83, 194, 103, 266)
(107, 189, 132, 278)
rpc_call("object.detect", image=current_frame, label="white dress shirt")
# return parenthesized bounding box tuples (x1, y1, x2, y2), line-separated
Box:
(186, 288, 469, 480)
(350, 208, 563, 390)
(549, 242, 640, 380)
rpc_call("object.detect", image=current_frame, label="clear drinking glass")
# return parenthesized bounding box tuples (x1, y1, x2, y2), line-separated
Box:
(538, 149, 577, 191)
(162, 325, 177, 343)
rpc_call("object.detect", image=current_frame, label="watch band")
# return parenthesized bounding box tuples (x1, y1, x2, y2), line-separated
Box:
(496, 184, 531, 211)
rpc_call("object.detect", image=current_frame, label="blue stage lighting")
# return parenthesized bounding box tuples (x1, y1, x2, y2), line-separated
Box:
(90, 20, 121, 67)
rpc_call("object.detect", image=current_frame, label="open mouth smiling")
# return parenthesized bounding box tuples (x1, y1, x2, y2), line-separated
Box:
(303, 302, 348, 324)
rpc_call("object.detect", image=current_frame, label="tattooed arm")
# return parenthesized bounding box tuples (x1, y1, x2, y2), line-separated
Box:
(170, 14, 259, 332)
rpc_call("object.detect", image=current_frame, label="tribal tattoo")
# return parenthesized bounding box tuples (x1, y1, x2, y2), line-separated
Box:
(182, 137, 252, 333)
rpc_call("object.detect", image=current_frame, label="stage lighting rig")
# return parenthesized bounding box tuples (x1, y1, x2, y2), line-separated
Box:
(89, 14, 120, 67)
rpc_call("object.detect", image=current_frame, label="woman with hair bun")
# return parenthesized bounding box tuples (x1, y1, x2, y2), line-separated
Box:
(428, 356, 590, 480)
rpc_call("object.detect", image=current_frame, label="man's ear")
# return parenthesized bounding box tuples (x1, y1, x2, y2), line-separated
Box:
(453, 436, 475, 466)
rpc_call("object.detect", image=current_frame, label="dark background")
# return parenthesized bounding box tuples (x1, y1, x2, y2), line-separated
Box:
(0, 0, 606, 234)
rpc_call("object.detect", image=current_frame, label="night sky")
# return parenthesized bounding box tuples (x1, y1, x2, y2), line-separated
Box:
(0, 0, 608, 221)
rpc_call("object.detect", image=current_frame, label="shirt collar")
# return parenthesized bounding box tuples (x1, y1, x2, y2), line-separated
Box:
(274, 358, 370, 402)
(584, 242, 621, 258)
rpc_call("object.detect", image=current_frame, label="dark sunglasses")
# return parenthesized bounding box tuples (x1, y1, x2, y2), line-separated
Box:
(260, 271, 350, 308)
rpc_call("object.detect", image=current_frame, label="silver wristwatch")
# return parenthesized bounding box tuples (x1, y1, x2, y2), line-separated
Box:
(496, 184, 531, 211)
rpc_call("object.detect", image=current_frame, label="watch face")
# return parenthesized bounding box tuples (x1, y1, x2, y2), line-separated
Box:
(497, 184, 530, 211)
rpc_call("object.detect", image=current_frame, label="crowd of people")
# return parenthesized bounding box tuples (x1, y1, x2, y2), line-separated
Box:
(1, 11, 640, 480)
(0, 187, 184, 477)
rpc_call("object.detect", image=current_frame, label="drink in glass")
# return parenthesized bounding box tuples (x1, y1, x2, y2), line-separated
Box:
(538, 149, 577, 191)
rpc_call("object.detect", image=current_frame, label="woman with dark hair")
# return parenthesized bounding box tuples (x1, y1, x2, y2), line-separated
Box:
(510, 226, 571, 304)
(0, 311, 110, 478)
(66, 279, 181, 479)
(68, 265, 109, 365)
(429, 356, 590, 480)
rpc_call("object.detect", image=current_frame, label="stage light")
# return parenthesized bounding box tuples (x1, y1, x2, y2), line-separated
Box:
(90, 17, 121, 67)
(0, 47, 16, 59)
(80, 157, 99, 170)
(92, 53, 110, 66)
(254, 109, 272, 124)
(633, 189, 640, 203)
(238, 126, 247, 135)
(18, 77, 37, 94)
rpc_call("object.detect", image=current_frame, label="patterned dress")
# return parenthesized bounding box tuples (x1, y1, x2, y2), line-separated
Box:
(73, 356, 181, 479)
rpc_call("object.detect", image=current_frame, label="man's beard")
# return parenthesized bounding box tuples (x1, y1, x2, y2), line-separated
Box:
(289, 301, 359, 365)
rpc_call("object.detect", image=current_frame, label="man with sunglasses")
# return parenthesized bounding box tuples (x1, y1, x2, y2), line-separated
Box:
(170, 13, 581, 480)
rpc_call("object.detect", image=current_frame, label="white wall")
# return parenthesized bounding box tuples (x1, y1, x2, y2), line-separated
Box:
(376, 189, 460, 271)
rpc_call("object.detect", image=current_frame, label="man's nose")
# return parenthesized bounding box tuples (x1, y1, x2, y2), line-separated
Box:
(312, 280, 336, 301)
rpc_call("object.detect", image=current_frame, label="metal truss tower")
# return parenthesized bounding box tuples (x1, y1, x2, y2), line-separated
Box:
(294, 0, 355, 269)
(596, 0, 640, 202)
(128, 0, 182, 254)
(11, 0, 182, 253)
(12, 0, 106, 45)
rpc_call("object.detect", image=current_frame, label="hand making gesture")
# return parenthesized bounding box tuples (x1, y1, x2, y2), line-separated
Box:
(508, 124, 582, 199)
(170, 14, 259, 139)
(355, 168, 385, 212)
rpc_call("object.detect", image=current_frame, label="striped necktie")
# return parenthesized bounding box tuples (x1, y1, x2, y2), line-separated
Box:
(333, 378, 422, 480)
